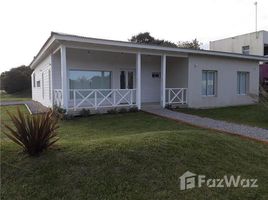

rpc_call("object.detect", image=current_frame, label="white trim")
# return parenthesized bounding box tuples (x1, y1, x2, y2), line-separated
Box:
(161, 54, 166, 108)
(136, 53, 141, 109)
(60, 45, 68, 110)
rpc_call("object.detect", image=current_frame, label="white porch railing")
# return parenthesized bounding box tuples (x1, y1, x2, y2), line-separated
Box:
(165, 88, 187, 105)
(54, 89, 63, 107)
(70, 89, 136, 110)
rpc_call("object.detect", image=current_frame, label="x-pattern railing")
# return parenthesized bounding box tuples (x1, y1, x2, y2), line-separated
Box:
(70, 89, 136, 110)
(166, 88, 187, 105)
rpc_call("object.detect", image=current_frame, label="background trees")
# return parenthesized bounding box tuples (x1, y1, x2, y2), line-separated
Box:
(129, 32, 202, 49)
(0, 65, 32, 94)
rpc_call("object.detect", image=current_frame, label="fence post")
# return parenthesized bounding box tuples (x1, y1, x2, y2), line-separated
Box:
(181, 89, 184, 104)
(130, 90, 133, 105)
(168, 89, 170, 104)
(73, 90, 76, 111)
(94, 90, 97, 110)
(113, 90, 116, 107)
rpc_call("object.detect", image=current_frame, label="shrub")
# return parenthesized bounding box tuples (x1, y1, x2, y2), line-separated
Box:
(62, 114, 75, 120)
(0, 65, 32, 93)
(79, 109, 91, 117)
(259, 87, 268, 110)
(2, 108, 59, 156)
(129, 106, 139, 112)
(107, 108, 118, 114)
(118, 107, 128, 113)
(165, 104, 172, 110)
(53, 105, 66, 119)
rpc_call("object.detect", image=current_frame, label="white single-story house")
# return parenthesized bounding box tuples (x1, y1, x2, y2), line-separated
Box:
(29, 32, 268, 112)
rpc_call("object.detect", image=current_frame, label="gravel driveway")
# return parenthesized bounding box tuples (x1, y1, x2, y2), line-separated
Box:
(142, 105, 268, 143)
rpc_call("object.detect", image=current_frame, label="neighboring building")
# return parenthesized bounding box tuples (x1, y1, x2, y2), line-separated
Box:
(210, 30, 268, 87)
(210, 30, 268, 56)
(29, 32, 268, 112)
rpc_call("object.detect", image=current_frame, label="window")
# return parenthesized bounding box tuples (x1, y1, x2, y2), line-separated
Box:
(36, 81, 41, 87)
(69, 70, 112, 99)
(264, 45, 268, 56)
(242, 46, 250, 55)
(69, 70, 111, 89)
(202, 70, 217, 96)
(237, 72, 249, 95)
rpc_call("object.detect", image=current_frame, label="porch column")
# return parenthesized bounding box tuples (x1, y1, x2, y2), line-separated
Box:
(60, 45, 68, 110)
(161, 54, 166, 108)
(136, 52, 141, 109)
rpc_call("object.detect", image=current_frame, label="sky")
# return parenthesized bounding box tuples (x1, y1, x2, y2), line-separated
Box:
(0, 0, 267, 73)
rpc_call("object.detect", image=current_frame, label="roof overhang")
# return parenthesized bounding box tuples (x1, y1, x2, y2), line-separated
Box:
(29, 32, 268, 69)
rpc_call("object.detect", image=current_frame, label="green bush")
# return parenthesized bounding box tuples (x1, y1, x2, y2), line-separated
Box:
(79, 109, 91, 117)
(129, 106, 139, 112)
(118, 107, 128, 113)
(3, 108, 59, 156)
(0, 66, 32, 93)
(260, 87, 268, 110)
(107, 108, 118, 114)
(53, 105, 66, 119)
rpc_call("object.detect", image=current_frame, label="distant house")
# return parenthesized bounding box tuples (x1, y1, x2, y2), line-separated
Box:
(29, 32, 268, 112)
(210, 30, 268, 87)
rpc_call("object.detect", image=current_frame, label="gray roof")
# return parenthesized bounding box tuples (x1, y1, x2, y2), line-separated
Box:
(29, 32, 268, 69)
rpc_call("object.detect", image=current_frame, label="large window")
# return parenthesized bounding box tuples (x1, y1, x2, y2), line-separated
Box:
(202, 70, 217, 96)
(237, 72, 249, 95)
(69, 70, 111, 90)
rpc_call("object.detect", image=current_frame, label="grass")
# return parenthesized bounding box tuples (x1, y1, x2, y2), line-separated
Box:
(1, 106, 268, 199)
(0, 90, 31, 102)
(175, 104, 268, 129)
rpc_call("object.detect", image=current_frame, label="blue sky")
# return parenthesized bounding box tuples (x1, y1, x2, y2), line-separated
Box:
(0, 0, 267, 72)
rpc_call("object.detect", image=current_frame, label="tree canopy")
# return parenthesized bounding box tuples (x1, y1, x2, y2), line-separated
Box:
(0, 65, 32, 94)
(129, 32, 178, 48)
(129, 32, 202, 49)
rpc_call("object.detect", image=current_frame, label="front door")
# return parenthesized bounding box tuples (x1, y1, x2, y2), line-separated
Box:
(120, 70, 135, 89)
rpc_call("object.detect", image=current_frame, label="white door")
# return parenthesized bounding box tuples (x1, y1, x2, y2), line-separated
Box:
(120, 70, 135, 89)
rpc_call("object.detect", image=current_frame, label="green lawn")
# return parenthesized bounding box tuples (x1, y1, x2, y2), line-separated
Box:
(175, 104, 268, 129)
(1, 106, 268, 199)
(0, 90, 31, 102)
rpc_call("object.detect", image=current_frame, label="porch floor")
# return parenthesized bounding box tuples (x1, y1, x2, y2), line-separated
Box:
(141, 106, 268, 143)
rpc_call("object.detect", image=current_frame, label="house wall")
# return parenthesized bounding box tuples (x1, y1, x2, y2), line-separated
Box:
(166, 57, 188, 88)
(210, 31, 265, 56)
(141, 55, 161, 103)
(188, 55, 259, 108)
(264, 32, 268, 44)
(32, 55, 53, 107)
(51, 51, 62, 90)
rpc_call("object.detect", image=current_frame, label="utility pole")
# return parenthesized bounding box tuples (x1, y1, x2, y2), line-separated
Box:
(254, 1, 258, 38)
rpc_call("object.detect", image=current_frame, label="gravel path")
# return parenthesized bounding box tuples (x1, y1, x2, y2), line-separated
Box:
(0, 100, 49, 114)
(142, 106, 268, 143)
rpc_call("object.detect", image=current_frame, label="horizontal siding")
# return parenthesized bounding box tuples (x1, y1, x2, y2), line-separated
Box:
(32, 56, 52, 107)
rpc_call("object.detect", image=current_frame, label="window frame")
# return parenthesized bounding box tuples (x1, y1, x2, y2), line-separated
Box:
(237, 71, 249, 95)
(69, 69, 112, 90)
(242, 45, 250, 55)
(202, 70, 217, 97)
(36, 80, 41, 87)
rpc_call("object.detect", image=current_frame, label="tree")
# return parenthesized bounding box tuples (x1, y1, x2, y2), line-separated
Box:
(0, 65, 32, 94)
(129, 32, 177, 48)
(177, 38, 202, 50)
